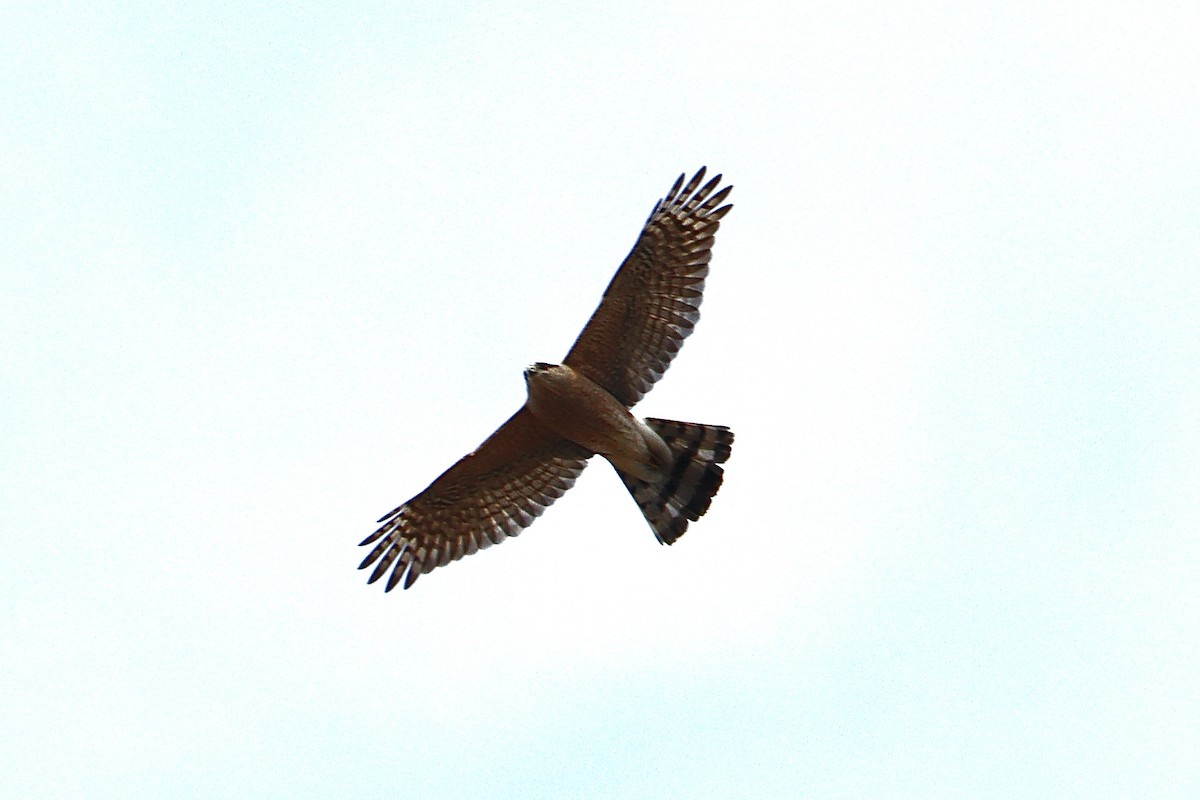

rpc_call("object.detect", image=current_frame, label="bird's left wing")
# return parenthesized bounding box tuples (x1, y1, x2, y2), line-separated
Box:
(564, 167, 733, 406)
(359, 407, 592, 590)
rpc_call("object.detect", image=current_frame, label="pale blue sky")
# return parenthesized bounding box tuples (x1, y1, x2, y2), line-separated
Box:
(3, 2, 1198, 798)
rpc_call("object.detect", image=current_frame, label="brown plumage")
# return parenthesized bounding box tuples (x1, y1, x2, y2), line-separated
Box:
(359, 168, 734, 591)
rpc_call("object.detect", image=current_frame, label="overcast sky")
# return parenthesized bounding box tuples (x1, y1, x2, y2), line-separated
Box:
(3, 2, 1198, 798)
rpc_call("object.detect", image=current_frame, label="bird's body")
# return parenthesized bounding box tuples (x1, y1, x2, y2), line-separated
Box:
(359, 168, 735, 591)
(524, 362, 671, 482)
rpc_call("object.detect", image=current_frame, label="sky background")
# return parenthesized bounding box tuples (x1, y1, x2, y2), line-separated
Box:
(3, 2, 1198, 797)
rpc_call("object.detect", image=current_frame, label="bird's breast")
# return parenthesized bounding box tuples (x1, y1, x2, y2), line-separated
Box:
(524, 364, 657, 474)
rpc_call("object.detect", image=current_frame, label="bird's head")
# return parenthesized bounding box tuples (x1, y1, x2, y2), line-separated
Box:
(524, 362, 556, 382)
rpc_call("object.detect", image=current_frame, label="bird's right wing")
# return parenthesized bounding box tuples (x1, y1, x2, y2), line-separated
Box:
(359, 407, 592, 590)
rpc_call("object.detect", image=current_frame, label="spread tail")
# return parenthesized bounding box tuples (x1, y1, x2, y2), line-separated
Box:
(617, 419, 734, 545)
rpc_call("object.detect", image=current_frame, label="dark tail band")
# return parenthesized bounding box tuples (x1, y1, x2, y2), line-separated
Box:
(617, 419, 733, 544)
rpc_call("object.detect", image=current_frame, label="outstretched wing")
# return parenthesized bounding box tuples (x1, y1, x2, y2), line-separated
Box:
(359, 407, 592, 590)
(563, 167, 733, 406)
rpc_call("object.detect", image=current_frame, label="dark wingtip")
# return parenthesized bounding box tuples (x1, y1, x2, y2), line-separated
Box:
(402, 566, 420, 591)
(376, 504, 403, 524)
(666, 172, 686, 203)
(385, 568, 403, 592)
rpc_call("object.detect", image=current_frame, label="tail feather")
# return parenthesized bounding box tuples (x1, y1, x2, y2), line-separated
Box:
(618, 419, 733, 544)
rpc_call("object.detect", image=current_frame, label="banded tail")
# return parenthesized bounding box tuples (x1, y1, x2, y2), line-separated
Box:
(618, 419, 734, 545)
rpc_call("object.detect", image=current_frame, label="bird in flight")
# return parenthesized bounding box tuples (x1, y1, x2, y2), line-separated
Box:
(359, 167, 734, 591)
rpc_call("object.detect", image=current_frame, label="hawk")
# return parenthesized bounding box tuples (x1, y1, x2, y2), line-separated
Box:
(359, 167, 734, 591)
